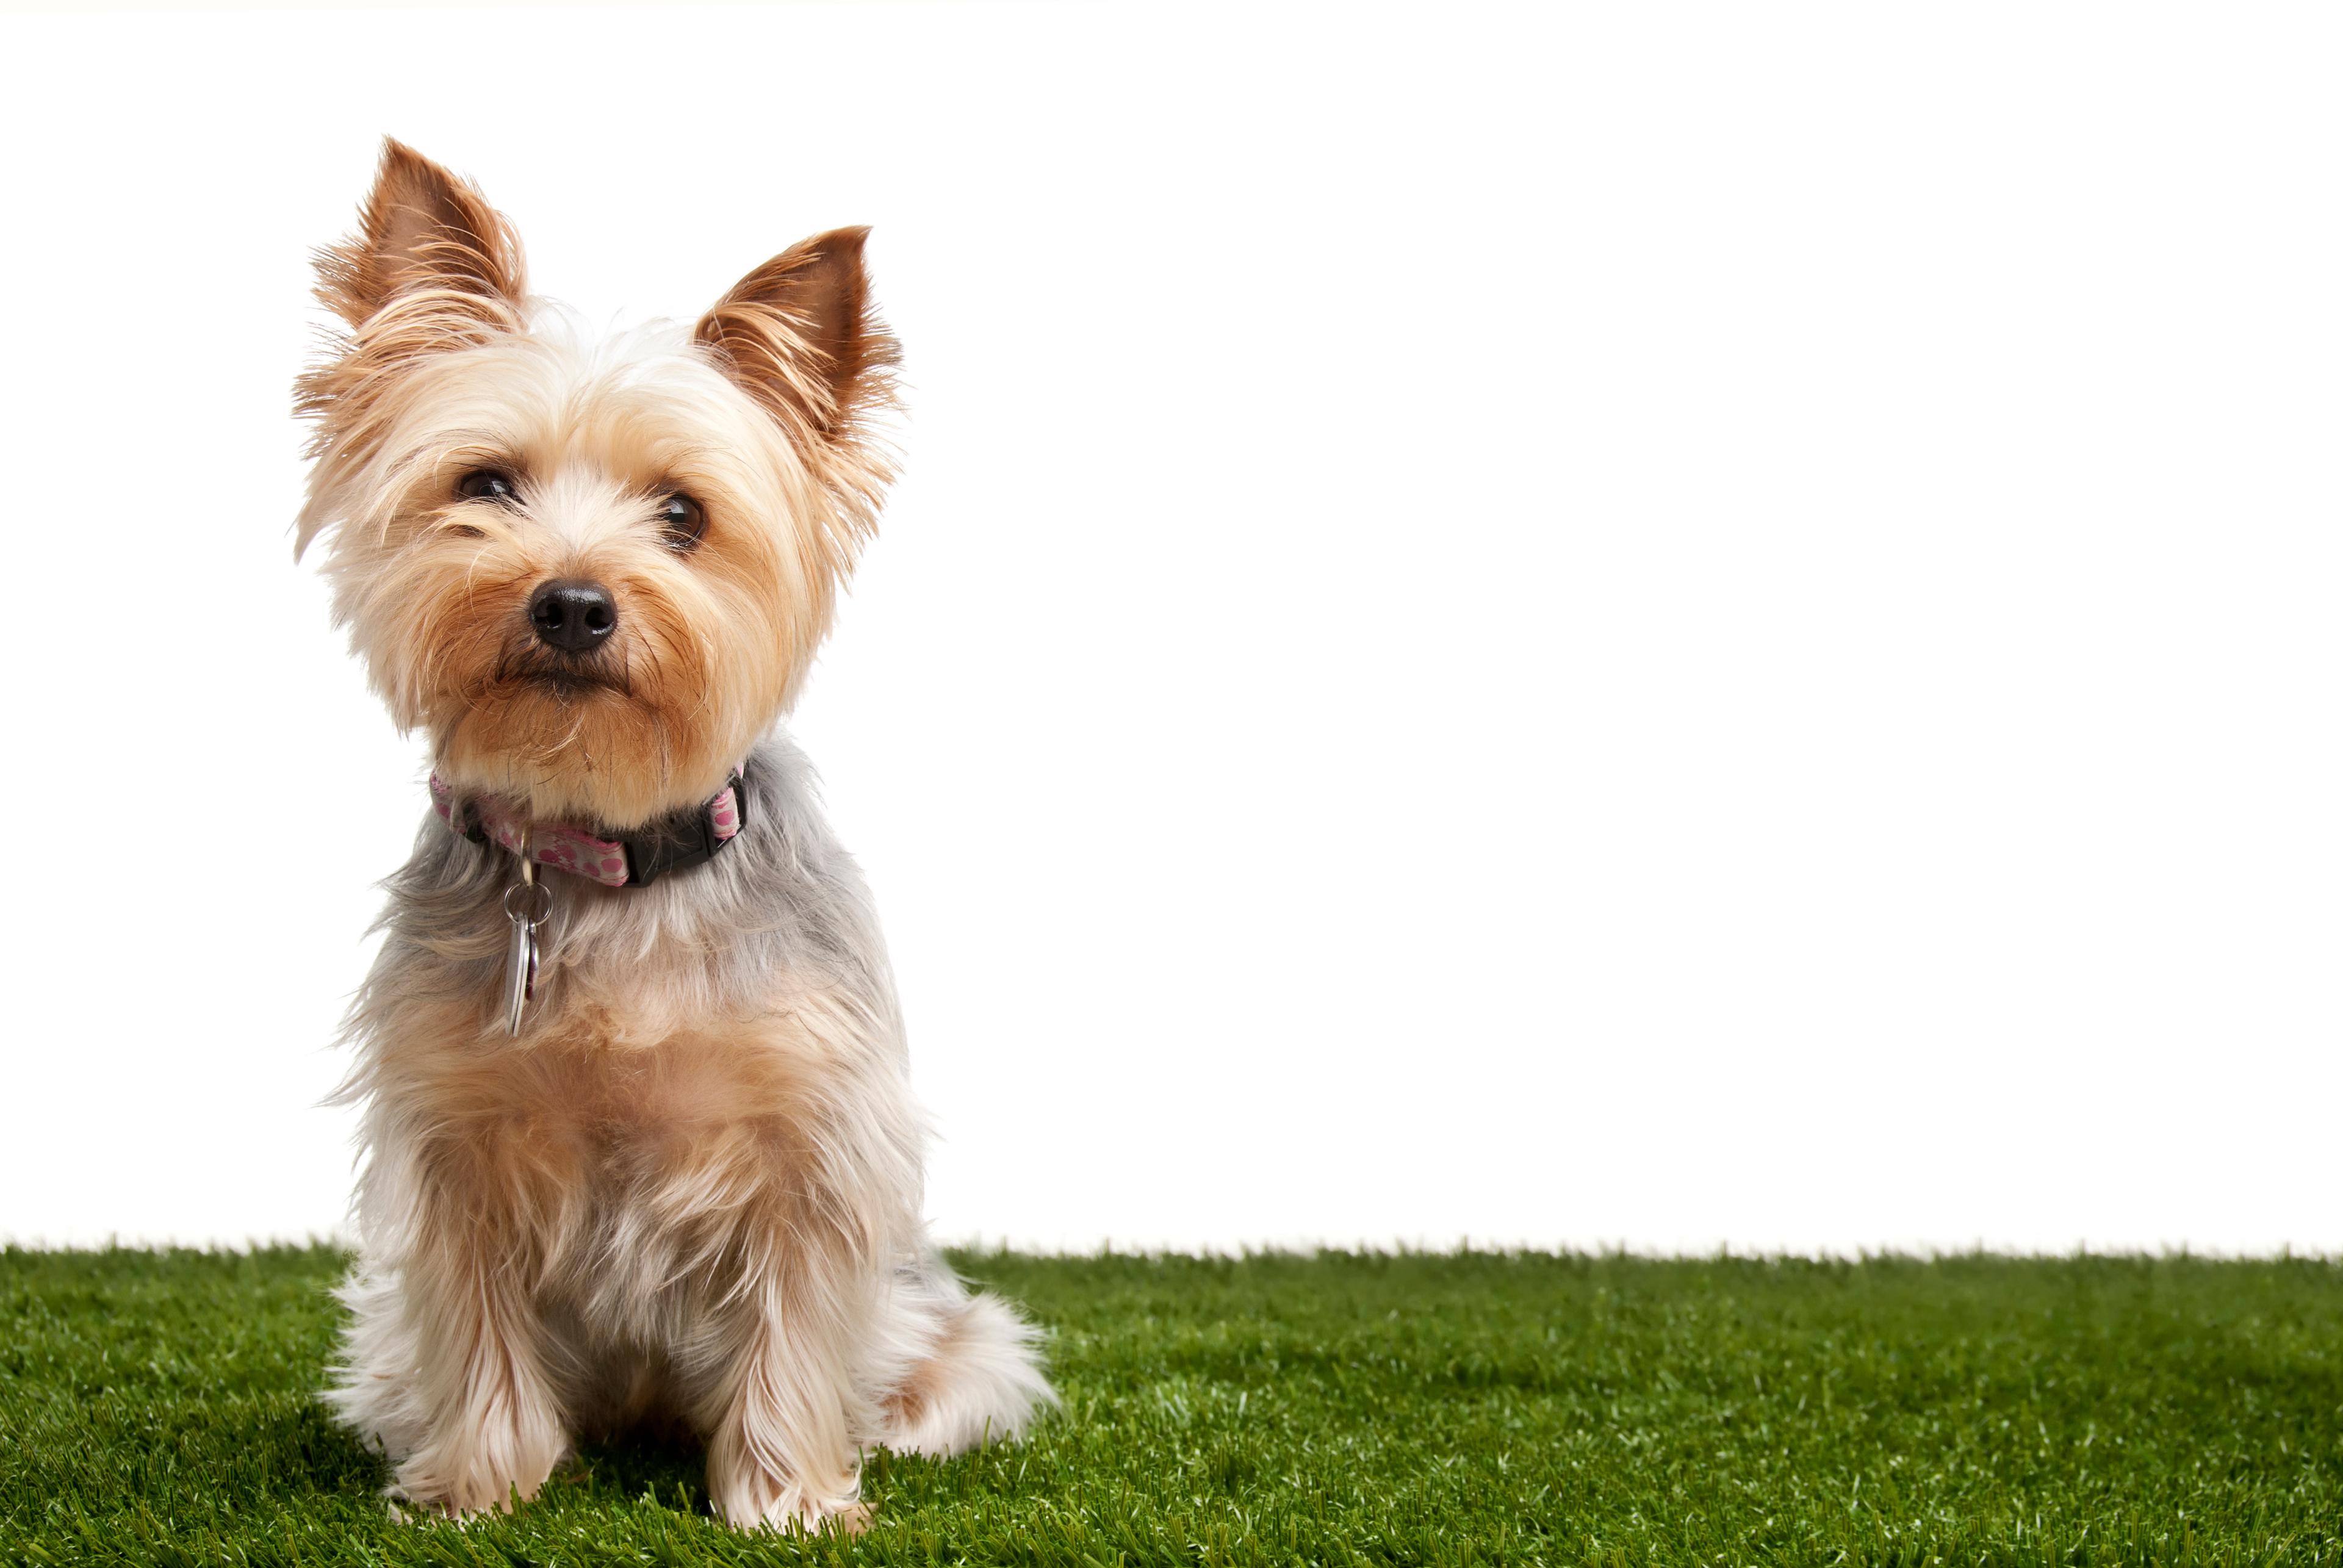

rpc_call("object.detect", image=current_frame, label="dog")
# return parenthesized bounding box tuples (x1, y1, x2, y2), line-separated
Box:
(295, 139, 1053, 1531)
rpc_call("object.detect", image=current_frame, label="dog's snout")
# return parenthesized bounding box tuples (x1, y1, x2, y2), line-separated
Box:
(528, 579, 617, 653)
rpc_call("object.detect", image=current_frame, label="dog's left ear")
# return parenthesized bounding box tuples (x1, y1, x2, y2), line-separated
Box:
(695, 228, 899, 467)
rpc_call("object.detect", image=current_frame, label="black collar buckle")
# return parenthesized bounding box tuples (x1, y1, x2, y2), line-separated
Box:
(619, 774, 748, 888)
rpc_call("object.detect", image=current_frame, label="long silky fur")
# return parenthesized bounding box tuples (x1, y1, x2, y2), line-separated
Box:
(326, 743, 1054, 1523)
(301, 142, 1051, 1532)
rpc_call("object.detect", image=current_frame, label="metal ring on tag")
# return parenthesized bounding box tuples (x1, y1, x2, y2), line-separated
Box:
(504, 882, 553, 924)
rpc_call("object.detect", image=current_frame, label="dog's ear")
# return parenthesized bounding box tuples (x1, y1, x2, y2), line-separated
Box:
(294, 142, 528, 556)
(315, 138, 527, 334)
(695, 228, 899, 461)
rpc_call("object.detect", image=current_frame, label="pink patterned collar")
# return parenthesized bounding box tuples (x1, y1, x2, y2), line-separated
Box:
(429, 768, 746, 888)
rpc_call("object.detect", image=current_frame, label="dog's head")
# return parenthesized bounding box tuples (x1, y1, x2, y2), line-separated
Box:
(296, 140, 895, 827)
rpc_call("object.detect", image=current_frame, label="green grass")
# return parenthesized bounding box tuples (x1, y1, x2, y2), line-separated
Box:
(3, 1248, 2341, 1566)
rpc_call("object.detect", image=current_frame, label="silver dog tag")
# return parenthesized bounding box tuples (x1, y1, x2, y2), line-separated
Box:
(502, 872, 552, 1036)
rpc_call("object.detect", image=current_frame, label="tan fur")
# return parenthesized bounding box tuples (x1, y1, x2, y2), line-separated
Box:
(302, 140, 1051, 1533)
(297, 142, 898, 828)
(343, 980, 918, 1522)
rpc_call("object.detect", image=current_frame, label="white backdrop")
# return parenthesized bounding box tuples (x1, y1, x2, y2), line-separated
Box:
(1, 3, 2337, 1254)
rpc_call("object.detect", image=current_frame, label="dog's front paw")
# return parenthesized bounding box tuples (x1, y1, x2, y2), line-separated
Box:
(720, 1494, 873, 1535)
(708, 1461, 868, 1534)
(707, 1409, 868, 1533)
(389, 1434, 563, 1522)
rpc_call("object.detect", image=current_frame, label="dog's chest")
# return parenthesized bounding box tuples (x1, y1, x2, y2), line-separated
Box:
(494, 1016, 805, 1173)
(465, 1020, 821, 1332)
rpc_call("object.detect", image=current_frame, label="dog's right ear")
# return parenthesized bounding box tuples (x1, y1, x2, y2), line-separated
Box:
(315, 138, 527, 335)
(295, 142, 527, 558)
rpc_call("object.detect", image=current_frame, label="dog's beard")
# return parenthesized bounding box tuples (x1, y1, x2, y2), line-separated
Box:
(444, 672, 648, 757)
(420, 630, 739, 826)
(438, 649, 647, 764)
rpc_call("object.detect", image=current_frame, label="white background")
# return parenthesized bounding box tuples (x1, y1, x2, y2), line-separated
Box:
(1, 3, 2336, 1254)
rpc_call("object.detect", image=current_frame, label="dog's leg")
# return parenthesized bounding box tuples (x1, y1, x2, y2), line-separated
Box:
(376, 1214, 572, 1517)
(329, 1040, 577, 1517)
(699, 1270, 875, 1533)
(671, 1012, 924, 1533)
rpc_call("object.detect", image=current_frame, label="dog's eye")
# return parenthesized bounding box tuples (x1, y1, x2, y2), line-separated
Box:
(458, 469, 518, 504)
(659, 494, 707, 551)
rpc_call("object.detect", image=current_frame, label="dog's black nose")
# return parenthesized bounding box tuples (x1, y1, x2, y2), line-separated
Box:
(527, 579, 617, 653)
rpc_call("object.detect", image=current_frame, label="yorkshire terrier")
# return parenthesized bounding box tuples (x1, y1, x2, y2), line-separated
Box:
(295, 140, 1053, 1531)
